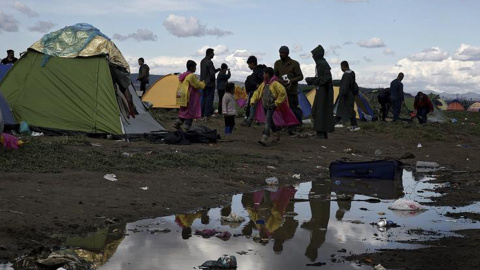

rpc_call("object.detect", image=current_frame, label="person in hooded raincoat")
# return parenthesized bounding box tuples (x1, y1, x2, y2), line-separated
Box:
(305, 45, 335, 139)
(173, 60, 206, 131)
(337, 61, 360, 131)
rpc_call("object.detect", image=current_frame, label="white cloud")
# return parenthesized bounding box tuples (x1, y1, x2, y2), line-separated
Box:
(163, 14, 233, 38)
(343, 41, 354, 45)
(113, 29, 157, 41)
(452, 44, 480, 61)
(363, 56, 373, 63)
(0, 9, 19, 33)
(292, 44, 303, 53)
(408, 47, 449, 62)
(327, 45, 341, 56)
(28, 21, 55, 33)
(383, 48, 395, 56)
(12, 2, 39, 17)
(357, 37, 386, 48)
(299, 53, 311, 60)
(195, 45, 229, 56)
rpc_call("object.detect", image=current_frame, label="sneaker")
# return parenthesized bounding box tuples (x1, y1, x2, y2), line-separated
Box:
(241, 120, 252, 127)
(257, 135, 269, 147)
(335, 124, 344, 128)
(172, 122, 182, 130)
(349, 126, 361, 132)
(272, 132, 281, 142)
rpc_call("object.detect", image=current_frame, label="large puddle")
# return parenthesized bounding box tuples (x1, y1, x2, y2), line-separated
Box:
(3, 170, 480, 270)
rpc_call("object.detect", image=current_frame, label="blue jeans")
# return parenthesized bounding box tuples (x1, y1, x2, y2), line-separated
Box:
(201, 86, 215, 117)
(417, 107, 428, 124)
(263, 108, 278, 137)
(392, 100, 402, 121)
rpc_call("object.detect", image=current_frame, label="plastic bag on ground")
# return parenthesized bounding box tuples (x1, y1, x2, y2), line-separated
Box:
(200, 255, 237, 269)
(220, 213, 245, 223)
(388, 199, 424, 211)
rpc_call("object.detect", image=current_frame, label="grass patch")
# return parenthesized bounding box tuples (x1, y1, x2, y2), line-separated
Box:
(0, 139, 266, 173)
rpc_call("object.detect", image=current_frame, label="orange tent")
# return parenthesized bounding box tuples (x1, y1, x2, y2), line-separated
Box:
(447, 100, 465, 111)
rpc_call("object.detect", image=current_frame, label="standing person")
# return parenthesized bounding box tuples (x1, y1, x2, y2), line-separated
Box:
(1, 50, 18, 65)
(274, 46, 304, 134)
(250, 67, 295, 146)
(136, 58, 150, 96)
(222, 83, 237, 141)
(243, 56, 266, 126)
(377, 88, 391, 121)
(305, 45, 335, 139)
(414, 92, 434, 124)
(200, 48, 220, 121)
(337, 61, 360, 131)
(390, 72, 405, 122)
(216, 63, 231, 115)
(173, 60, 206, 131)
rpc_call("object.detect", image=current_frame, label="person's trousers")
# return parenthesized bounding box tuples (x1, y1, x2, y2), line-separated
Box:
(140, 81, 148, 96)
(224, 115, 235, 134)
(380, 102, 390, 121)
(336, 116, 357, 127)
(392, 101, 402, 121)
(263, 108, 278, 137)
(217, 89, 225, 114)
(201, 86, 215, 117)
(245, 92, 254, 118)
(417, 107, 428, 124)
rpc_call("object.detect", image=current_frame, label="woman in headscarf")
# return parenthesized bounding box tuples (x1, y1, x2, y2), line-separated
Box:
(305, 45, 335, 139)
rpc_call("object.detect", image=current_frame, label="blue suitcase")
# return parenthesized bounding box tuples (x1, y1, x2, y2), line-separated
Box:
(329, 160, 401, 180)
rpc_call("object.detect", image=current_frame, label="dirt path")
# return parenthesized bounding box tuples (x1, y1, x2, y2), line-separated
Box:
(1, 116, 480, 269)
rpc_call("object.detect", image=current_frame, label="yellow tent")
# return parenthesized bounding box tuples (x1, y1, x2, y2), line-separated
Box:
(467, 102, 480, 112)
(142, 74, 180, 108)
(306, 86, 362, 119)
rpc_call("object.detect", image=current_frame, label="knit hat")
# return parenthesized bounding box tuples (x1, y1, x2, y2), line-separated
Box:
(279, 46, 289, 53)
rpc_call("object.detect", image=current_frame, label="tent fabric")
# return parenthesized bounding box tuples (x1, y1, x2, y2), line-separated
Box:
(298, 90, 312, 117)
(427, 93, 448, 110)
(142, 74, 180, 108)
(0, 64, 12, 82)
(0, 91, 16, 125)
(363, 91, 412, 121)
(30, 23, 130, 72)
(306, 86, 377, 121)
(447, 100, 465, 111)
(467, 102, 480, 112)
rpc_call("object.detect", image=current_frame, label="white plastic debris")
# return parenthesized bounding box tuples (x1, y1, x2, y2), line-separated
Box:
(388, 199, 424, 211)
(417, 143, 422, 148)
(91, 143, 102, 147)
(375, 264, 387, 270)
(122, 152, 133, 157)
(416, 161, 440, 168)
(140, 186, 149, 190)
(292, 174, 301, 179)
(374, 149, 382, 157)
(221, 213, 245, 223)
(265, 177, 279, 185)
(267, 166, 276, 170)
(104, 174, 118, 182)
(31, 131, 44, 137)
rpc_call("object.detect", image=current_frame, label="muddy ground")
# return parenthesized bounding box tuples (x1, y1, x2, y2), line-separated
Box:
(1, 110, 480, 269)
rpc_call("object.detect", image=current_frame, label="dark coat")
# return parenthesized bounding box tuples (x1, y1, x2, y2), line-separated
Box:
(337, 70, 357, 120)
(390, 78, 404, 102)
(245, 64, 266, 93)
(274, 57, 304, 95)
(200, 57, 217, 88)
(216, 70, 231, 91)
(305, 45, 334, 133)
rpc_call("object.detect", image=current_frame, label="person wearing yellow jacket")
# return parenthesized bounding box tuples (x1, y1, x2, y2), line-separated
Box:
(174, 60, 206, 130)
(250, 67, 299, 146)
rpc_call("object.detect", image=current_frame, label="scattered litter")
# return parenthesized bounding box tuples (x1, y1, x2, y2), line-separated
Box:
(265, 176, 279, 185)
(437, 182, 451, 188)
(221, 213, 245, 223)
(417, 143, 422, 148)
(375, 264, 387, 270)
(321, 146, 327, 149)
(284, 212, 298, 217)
(416, 161, 439, 168)
(19, 121, 31, 135)
(91, 143, 102, 147)
(451, 118, 458, 123)
(376, 218, 387, 227)
(388, 199, 424, 211)
(195, 229, 219, 238)
(337, 248, 347, 253)
(445, 219, 457, 223)
(266, 166, 276, 170)
(374, 149, 382, 157)
(31, 131, 44, 137)
(377, 212, 386, 216)
(236, 251, 248, 255)
(255, 219, 265, 224)
(306, 262, 326, 266)
(147, 228, 171, 234)
(103, 174, 118, 182)
(292, 174, 301, 179)
(343, 148, 353, 154)
(122, 152, 133, 157)
(199, 254, 237, 269)
(146, 150, 153, 155)
(140, 186, 149, 191)
(316, 165, 328, 170)
(302, 119, 312, 124)
(216, 231, 232, 239)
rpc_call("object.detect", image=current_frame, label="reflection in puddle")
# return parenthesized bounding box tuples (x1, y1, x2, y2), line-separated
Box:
(3, 170, 479, 270)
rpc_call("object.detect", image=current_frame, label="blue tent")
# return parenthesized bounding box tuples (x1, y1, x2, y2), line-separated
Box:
(298, 90, 312, 117)
(0, 65, 17, 125)
(0, 64, 12, 82)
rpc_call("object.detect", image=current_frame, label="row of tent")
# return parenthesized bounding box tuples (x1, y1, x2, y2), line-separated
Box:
(0, 23, 165, 136)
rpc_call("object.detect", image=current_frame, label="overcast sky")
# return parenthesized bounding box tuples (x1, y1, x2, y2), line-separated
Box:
(1, 0, 479, 94)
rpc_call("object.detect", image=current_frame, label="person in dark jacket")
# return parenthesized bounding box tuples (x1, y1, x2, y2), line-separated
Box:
(200, 48, 220, 120)
(274, 46, 304, 134)
(1, 50, 18, 65)
(216, 63, 231, 115)
(336, 61, 360, 131)
(377, 88, 391, 121)
(414, 92, 434, 124)
(136, 57, 150, 96)
(242, 56, 266, 126)
(305, 45, 334, 139)
(390, 72, 404, 121)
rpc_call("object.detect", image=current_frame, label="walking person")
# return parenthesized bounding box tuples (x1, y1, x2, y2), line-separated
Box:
(243, 56, 266, 126)
(305, 45, 334, 139)
(222, 83, 237, 141)
(216, 63, 231, 116)
(136, 57, 150, 96)
(173, 60, 205, 131)
(337, 61, 360, 131)
(200, 48, 220, 121)
(390, 72, 405, 122)
(274, 46, 304, 134)
(414, 92, 434, 124)
(250, 67, 298, 146)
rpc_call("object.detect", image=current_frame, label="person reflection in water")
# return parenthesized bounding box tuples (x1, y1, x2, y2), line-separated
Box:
(241, 186, 297, 251)
(335, 192, 353, 221)
(302, 179, 331, 262)
(175, 208, 210, 239)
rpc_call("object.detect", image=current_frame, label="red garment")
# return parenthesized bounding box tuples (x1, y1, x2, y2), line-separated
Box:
(414, 94, 434, 112)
